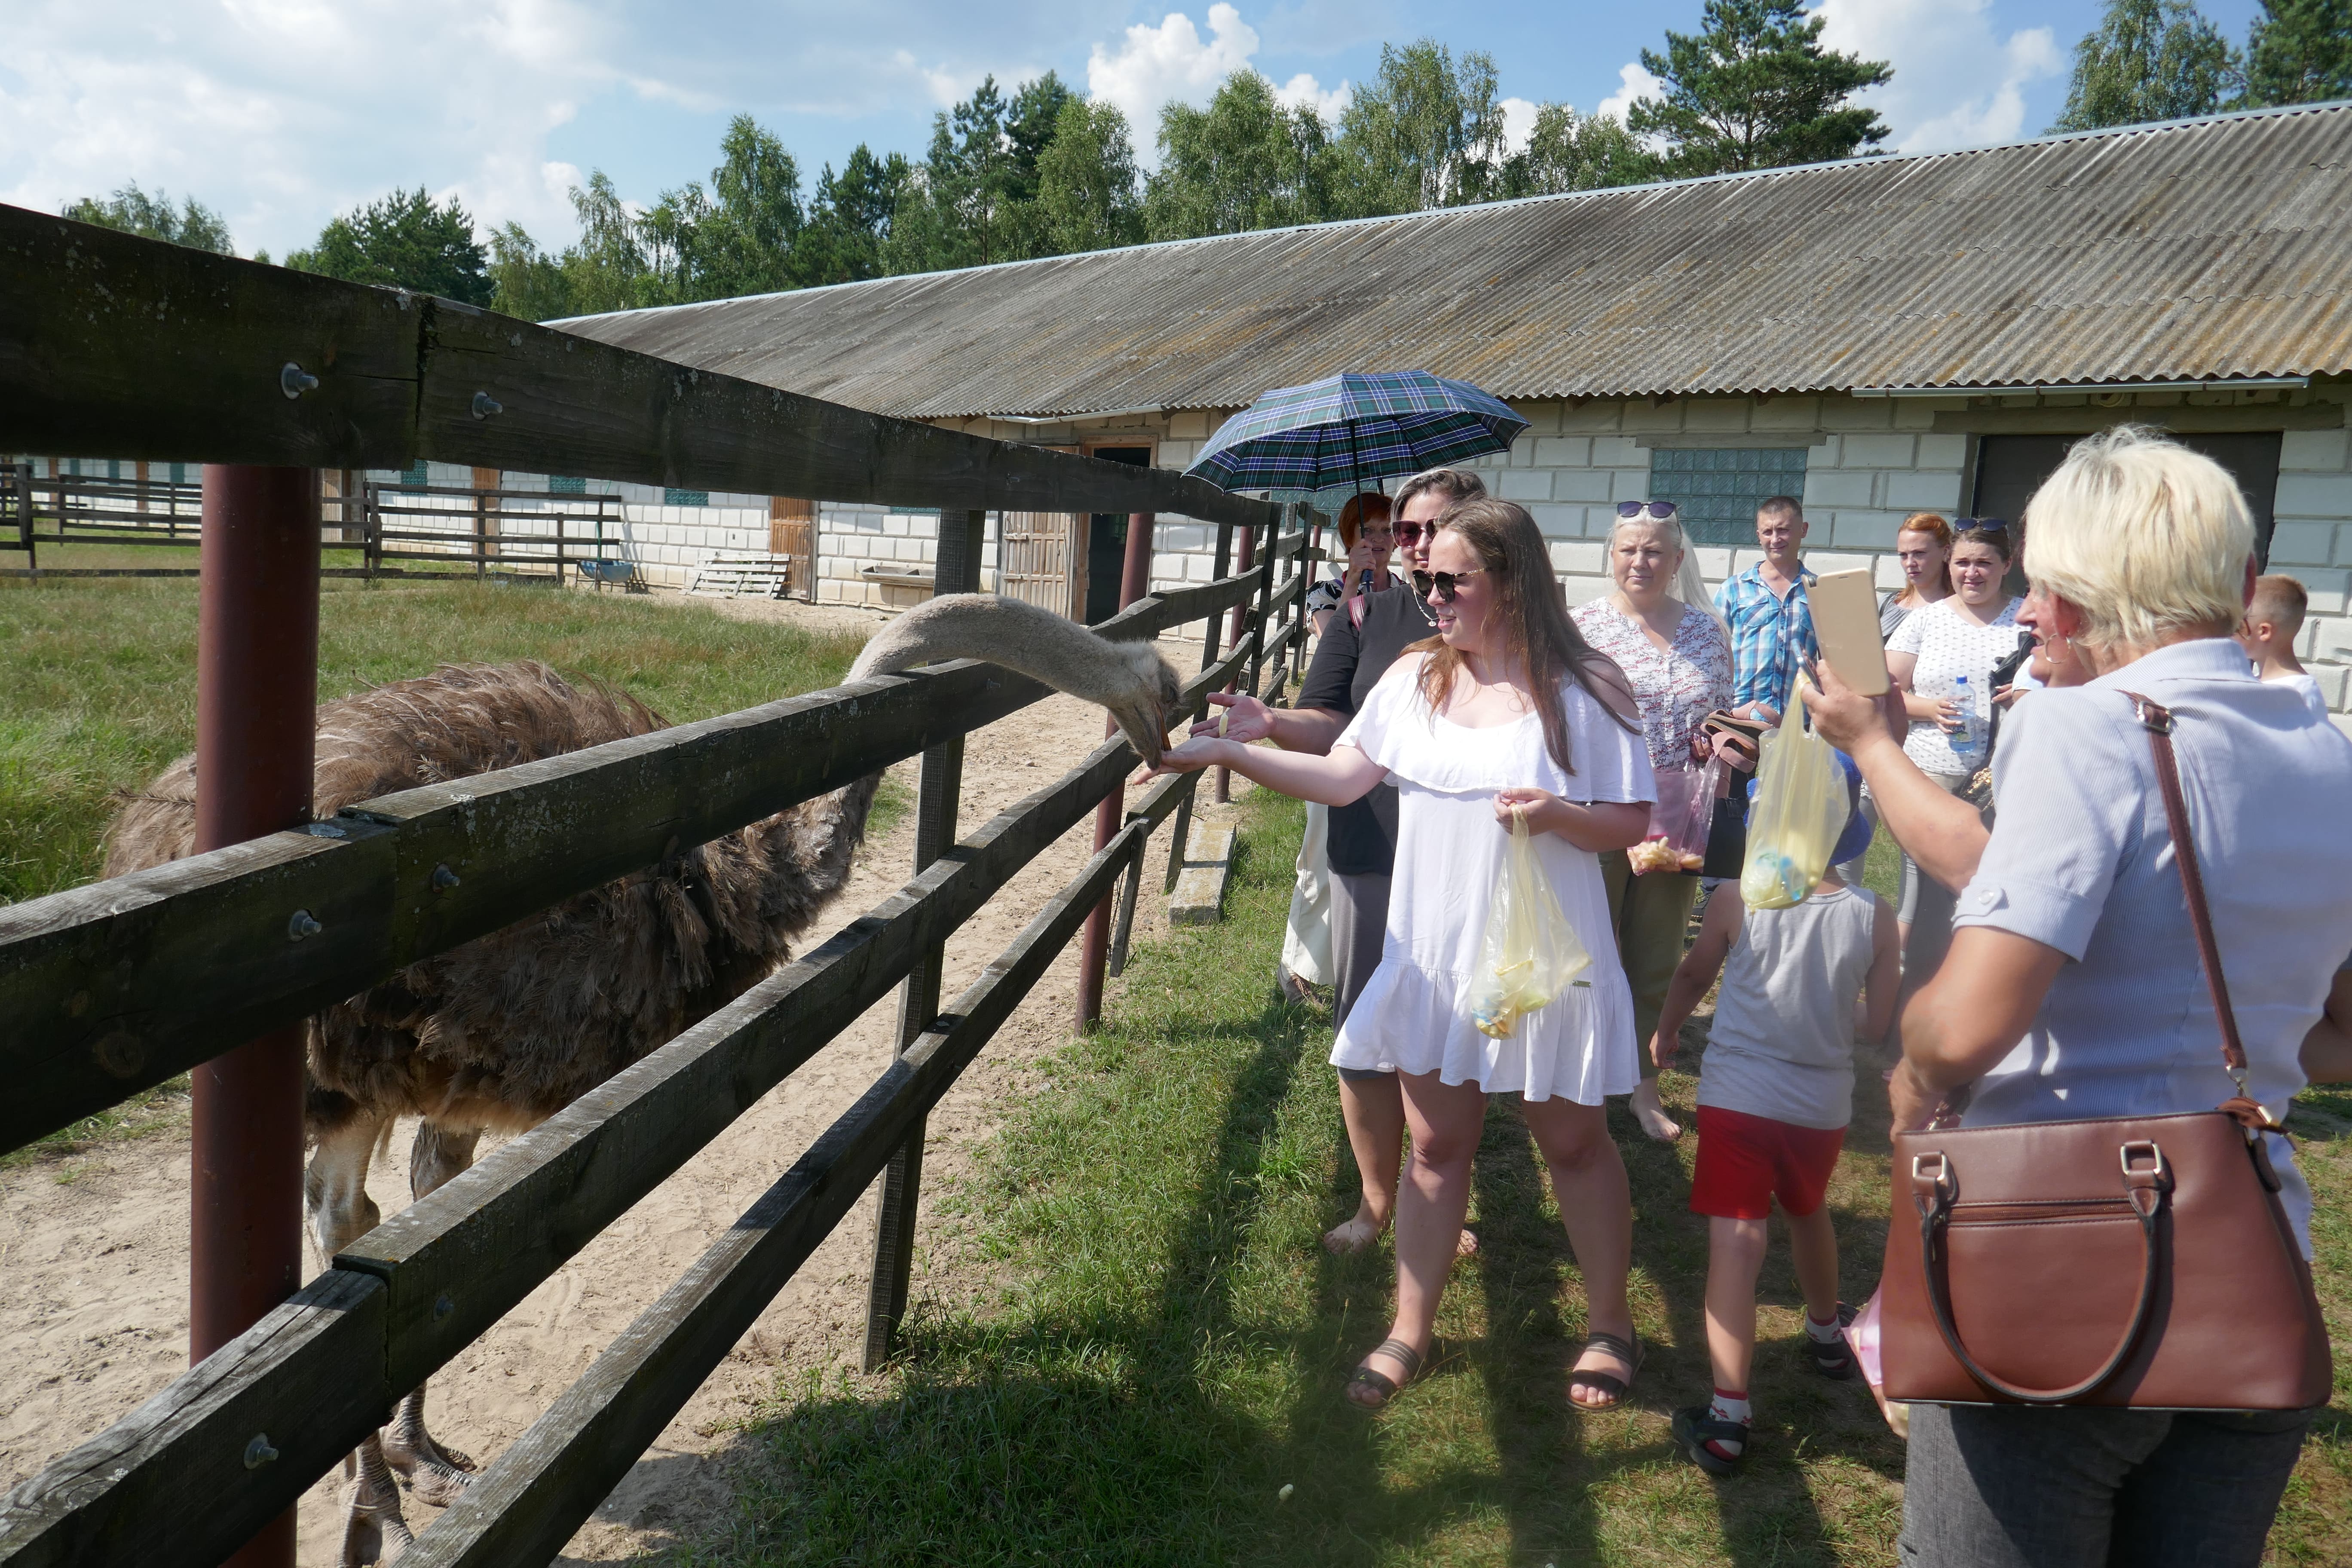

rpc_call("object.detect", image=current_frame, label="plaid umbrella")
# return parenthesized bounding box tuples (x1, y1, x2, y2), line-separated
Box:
(1185, 370, 1528, 506)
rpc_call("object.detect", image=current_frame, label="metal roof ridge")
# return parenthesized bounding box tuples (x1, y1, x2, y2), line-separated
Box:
(553, 98, 2352, 331)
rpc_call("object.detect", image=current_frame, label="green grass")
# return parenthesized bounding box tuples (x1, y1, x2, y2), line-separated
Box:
(0, 570, 882, 905)
(689, 799, 2352, 1567)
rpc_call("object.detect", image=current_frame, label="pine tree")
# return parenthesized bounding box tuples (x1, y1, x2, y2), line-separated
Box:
(484, 223, 573, 321)
(1332, 40, 1509, 213)
(1501, 106, 1651, 196)
(798, 147, 914, 285)
(2052, 0, 2240, 131)
(2241, 0, 2352, 106)
(286, 188, 491, 305)
(1627, 0, 1891, 177)
(63, 183, 235, 254)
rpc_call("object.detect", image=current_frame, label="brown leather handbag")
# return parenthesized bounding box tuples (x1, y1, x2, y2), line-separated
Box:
(1879, 694, 2333, 1411)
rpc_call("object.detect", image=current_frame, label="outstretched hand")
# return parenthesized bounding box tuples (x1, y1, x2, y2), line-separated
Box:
(1142, 734, 1232, 780)
(1800, 659, 1904, 753)
(1193, 692, 1272, 744)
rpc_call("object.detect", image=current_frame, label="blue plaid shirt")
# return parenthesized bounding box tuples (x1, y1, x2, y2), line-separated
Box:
(1715, 561, 1819, 716)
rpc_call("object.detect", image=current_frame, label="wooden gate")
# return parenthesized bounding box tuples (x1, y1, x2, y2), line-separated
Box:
(995, 510, 1085, 619)
(769, 496, 815, 599)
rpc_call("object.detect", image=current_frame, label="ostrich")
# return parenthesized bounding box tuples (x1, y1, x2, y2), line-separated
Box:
(103, 594, 1181, 1565)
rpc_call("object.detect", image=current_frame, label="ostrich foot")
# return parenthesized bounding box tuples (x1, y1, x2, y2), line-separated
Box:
(383, 1386, 477, 1507)
(340, 1437, 415, 1566)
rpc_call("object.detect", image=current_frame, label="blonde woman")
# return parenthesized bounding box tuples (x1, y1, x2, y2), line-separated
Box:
(1155, 499, 1657, 1413)
(1572, 501, 1733, 1141)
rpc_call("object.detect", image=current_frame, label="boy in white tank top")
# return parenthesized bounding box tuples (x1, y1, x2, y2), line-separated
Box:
(1650, 781, 1899, 1475)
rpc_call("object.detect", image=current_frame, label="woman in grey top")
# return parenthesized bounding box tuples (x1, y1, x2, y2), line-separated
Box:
(1811, 428, 2352, 1568)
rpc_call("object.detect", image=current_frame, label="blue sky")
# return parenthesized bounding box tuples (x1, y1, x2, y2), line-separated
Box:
(0, 0, 2272, 260)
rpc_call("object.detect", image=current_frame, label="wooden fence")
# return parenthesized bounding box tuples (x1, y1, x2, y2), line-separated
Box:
(0, 202, 1310, 1566)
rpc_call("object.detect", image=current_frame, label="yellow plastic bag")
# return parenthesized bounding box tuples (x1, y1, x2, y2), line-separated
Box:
(1740, 705, 1848, 910)
(1468, 806, 1592, 1039)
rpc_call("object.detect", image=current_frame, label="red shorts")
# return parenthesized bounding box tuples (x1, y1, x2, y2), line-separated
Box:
(1689, 1106, 1846, 1220)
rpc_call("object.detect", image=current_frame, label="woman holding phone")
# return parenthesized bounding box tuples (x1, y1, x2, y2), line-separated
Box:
(1305, 492, 1395, 636)
(1152, 499, 1657, 1412)
(1573, 501, 1733, 1141)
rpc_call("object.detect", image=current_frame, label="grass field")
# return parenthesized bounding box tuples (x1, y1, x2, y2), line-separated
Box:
(0, 566, 891, 1167)
(692, 790, 2352, 1567)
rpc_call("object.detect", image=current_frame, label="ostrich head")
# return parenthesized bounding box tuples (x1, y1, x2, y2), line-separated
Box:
(848, 594, 1187, 768)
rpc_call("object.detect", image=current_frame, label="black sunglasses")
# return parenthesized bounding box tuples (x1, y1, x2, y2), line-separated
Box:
(1616, 501, 1679, 520)
(1952, 517, 2011, 534)
(1393, 520, 1437, 545)
(1411, 568, 1486, 601)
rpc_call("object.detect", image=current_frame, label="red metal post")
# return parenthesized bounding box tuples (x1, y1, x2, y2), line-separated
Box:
(1214, 522, 1258, 804)
(1076, 511, 1155, 1030)
(192, 466, 319, 1568)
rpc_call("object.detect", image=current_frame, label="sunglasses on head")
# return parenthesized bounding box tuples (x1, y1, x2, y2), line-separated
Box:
(1411, 568, 1486, 602)
(1616, 501, 1679, 521)
(1952, 517, 2011, 535)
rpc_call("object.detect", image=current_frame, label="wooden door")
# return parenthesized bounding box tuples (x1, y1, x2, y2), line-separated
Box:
(997, 511, 1085, 618)
(770, 496, 815, 598)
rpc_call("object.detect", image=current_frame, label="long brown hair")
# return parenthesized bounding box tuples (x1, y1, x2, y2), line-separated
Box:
(1412, 499, 1637, 776)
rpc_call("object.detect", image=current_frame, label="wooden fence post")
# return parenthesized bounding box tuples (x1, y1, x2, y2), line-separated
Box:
(190, 465, 319, 1568)
(1075, 511, 1154, 1029)
(863, 507, 986, 1369)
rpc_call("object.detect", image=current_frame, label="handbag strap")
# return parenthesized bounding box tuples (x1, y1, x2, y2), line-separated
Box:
(2122, 692, 2251, 1082)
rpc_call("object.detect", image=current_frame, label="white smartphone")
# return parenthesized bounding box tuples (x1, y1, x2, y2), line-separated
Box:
(1809, 568, 1890, 697)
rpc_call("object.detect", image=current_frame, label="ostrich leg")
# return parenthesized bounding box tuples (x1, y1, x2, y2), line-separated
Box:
(379, 1120, 482, 1507)
(306, 1111, 414, 1566)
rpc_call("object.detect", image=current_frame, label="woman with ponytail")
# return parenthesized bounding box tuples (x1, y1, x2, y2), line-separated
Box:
(1149, 499, 1657, 1413)
(1573, 501, 1735, 1142)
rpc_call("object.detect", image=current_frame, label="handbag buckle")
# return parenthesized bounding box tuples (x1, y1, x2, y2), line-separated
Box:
(1911, 1152, 1955, 1204)
(2119, 1140, 2169, 1186)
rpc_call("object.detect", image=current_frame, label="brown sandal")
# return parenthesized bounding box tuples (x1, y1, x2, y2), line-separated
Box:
(1346, 1338, 1425, 1410)
(1569, 1330, 1643, 1410)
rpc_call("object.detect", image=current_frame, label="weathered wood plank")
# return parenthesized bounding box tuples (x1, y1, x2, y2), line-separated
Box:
(0, 209, 421, 470)
(0, 1270, 389, 1568)
(0, 560, 1264, 1155)
(396, 820, 1152, 1568)
(0, 206, 1281, 528)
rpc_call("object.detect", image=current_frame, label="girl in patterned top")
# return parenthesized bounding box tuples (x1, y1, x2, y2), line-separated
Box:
(1573, 503, 1734, 1141)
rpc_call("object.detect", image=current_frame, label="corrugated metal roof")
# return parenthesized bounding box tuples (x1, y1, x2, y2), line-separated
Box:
(562, 104, 2352, 420)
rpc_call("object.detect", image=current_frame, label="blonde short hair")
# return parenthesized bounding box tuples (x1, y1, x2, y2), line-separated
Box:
(2022, 426, 2252, 651)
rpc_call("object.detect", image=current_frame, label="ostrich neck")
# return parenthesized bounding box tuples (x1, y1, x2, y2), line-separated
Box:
(847, 594, 1148, 708)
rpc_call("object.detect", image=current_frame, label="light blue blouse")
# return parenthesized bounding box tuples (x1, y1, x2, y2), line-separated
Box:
(1953, 637, 2352, 1253)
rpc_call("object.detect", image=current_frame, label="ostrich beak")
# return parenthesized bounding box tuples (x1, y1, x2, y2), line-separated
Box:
(1112, 700, 1167, 769)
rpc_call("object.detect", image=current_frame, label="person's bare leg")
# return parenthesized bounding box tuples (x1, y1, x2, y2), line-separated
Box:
(1522, 1097, 1638, 1406)
(1786, 1202, 1842, 1325)
(1704, 1216, 1770, 1396)
(1629, 1075, 1681, 1143)
(1326, 1071, 1405, 1253)
(1357, 1072, 1486, 1390)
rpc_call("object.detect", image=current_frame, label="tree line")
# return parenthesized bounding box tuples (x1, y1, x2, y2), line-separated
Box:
(62, 0, 2352, 321)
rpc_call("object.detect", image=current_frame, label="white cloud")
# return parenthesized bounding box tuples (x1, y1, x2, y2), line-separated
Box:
(1594, 61, 1664, 127)
(1814, 0, 2064, 154)
(1501, 95, 1540, 155)
(1085, 5, 1344, 150)
(1274, 71, 1351, 125)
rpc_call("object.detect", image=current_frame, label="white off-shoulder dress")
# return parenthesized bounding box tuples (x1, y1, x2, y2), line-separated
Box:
(1330, 658, 1656, 1103)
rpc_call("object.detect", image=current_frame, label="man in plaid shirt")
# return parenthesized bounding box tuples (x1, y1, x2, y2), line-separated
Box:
(1714, 495, 1819, 721)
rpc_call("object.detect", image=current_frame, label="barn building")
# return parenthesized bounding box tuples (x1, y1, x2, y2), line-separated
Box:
(589, 103, 2347, 733)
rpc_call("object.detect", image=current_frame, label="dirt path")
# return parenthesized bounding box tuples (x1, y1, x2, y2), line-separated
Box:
(0, 606, 1240, 1565)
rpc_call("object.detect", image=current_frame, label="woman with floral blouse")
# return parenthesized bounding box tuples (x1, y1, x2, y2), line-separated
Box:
(1573, 502, 1735, 1141)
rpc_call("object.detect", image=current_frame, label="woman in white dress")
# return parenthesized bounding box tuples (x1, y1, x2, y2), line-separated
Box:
(1151, 499, 1657, 1411)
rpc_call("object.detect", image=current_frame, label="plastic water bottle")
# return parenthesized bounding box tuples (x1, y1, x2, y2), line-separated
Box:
(1950, 676, 1981, 761)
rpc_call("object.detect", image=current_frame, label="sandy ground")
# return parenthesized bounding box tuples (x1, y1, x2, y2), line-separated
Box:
(0, 594, 1243, 1564)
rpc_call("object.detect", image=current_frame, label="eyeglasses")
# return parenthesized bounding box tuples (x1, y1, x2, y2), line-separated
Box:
(1411, 568, 1486, 601)
(1393, 521, 1436, 546)
(1616, 501, 1679, 520)
(1952, 517, 2011, 535)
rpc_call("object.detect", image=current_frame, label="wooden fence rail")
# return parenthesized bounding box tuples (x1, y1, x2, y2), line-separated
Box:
(0, 566, 1297, 1568)
(0, 206, 1312, 1568)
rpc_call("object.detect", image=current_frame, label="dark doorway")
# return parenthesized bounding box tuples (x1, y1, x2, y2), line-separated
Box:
(1084, 445, 1152, 623)
(1973, 430, 2285, 569)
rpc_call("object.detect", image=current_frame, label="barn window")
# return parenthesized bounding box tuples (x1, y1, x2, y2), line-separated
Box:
(664, 487, 709, 507)
(1648, 447, 1811, 546)
(1973, 431, 2284, 567)
(548, 475, 588, 495)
